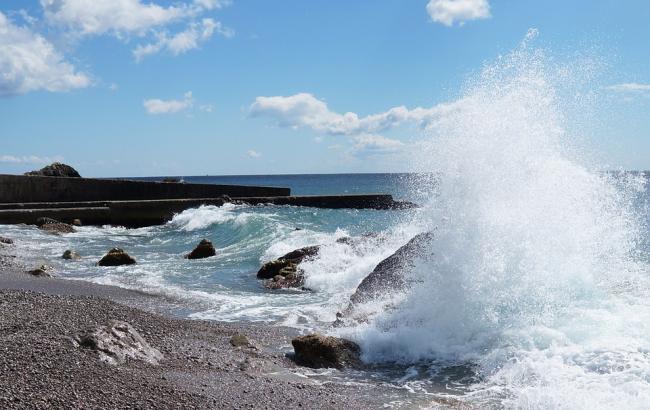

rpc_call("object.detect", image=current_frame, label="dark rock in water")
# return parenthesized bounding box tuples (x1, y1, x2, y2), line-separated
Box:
(0, 236, 13, 245)
(62, 250, 81, 260)
(292, 334, 362, 369)
(74, 320, 163, 365)
(186, 239, 216, 259)
(98, 248, 136, 266)
(71, 219, 82, 226)
(348, 232, 433, 306)
(36, 217, 76, 234)
(265, 271, 305, 290)
(256, 246, 320, 279)
(36, 217, 59, 227)
(27, 264, 54, 277)
(161, 177, 181, 183)
(335, 232, 434, 326)
(25, 162, 81, 178)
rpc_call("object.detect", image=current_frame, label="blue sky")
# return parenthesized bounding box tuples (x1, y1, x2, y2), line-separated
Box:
(1, 0, 649, 177)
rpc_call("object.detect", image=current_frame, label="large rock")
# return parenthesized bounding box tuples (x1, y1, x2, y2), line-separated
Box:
(36, 217, 76, 234)
(25, 162, 81, 178)
(98, 248, 136, 266)
(292, 334, 362, 369)
(186, 239, 216, 259)
(62, 250, 81, 260)
(257, 246, 320, 279)
(335, 232, 433, 325)
(257, 245, 320, 289)
(0, 237, 13, 245)
(74, 320, 163, 365)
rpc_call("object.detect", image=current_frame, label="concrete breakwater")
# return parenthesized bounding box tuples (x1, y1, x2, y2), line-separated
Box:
(0, 174, 289, 203)
(0, 175, 414, 227)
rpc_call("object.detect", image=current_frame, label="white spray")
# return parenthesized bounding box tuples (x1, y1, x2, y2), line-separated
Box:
(348, 31, 650, 408)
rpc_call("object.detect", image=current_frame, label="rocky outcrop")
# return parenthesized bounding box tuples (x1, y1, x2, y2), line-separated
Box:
(186, 239, 216, 259)
(0, 237, 13, 245)
(25, 162, 81, 178)
(36, 217, 76, 234)
(257, 245, 320, 289)
(97, 248, 136, 266)
(27, 264, 54, 277)
(291, 334, 362, 369)
(349, 232, 433, 305)
(335, 232, 433, 325)
(74, 320, 163, 365)
(62, 250, 81, 260)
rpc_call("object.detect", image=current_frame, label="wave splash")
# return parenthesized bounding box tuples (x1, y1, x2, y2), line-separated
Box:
(348, 31, 650, 408)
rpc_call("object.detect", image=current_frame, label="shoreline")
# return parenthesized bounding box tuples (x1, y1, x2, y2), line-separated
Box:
(0, 241, 407, 409)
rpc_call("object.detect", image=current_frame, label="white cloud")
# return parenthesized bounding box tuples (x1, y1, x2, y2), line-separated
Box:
(144, 91, 193, 114)
(133, 18, 232, 61)
(352, 134, 404, 154)
(426, 0, 490, 26)
(607, 83, 650, 93)
(41, 0, 190, 36)
(249, 92, 463, 136)
(0, 11, 90, 96)
(247, 150, 261, 158)
(0, 154, 64, 164)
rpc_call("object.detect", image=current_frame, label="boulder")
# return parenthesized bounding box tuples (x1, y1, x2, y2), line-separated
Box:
(36, 217, 76, 234)
(0, 237, 13, 245)
(291, 334, 362, 369)
(335, 232, 433, 325)
(97, 248, 136, 266)
(348, 232, 433, 305)
(62, 250, 81, 260)
(25, 162, 81, 178)
(71, 219, 82, 226)
(74, 320, 163, 365)
(230, 334, 253, 348)
(186, 239, 216, 259)
(257, 245, 320, 289)
(27, 264, 54, 277)
(256, 245, 320, 279)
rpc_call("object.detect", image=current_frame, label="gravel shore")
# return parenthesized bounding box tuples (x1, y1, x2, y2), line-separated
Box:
(0, 241, 389, 409)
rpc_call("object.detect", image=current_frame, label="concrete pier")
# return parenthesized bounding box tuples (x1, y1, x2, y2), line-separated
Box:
(0, 174, 289, 203)
(0, 175, 415, 227)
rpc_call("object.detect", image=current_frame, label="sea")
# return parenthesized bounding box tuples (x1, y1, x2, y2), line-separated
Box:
(2, 33, 650, 409)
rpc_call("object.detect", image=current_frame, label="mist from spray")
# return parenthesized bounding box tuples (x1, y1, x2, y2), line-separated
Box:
(347, 30, 650, 408)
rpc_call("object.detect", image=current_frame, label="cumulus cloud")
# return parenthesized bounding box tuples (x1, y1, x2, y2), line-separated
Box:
(249, 92, 462, 136)
(41, 0, 233, 63)
(607, 83, 650, 93)
(41, 0, 190, 36)
(426, 0, 490, 26)
(144, 91, 193, 114)
(0, 154, 64, 164)
(0, 11, 90, 96)
(247, 150, 261, 158)
(133, 18, 233, 61)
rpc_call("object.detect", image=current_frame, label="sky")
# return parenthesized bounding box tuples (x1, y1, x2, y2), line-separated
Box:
(1, 0, 649, 177)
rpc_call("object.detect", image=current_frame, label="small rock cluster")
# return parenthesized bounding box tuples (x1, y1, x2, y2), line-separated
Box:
(36, 217, 76, 234)
(256, 245, 320, 289)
